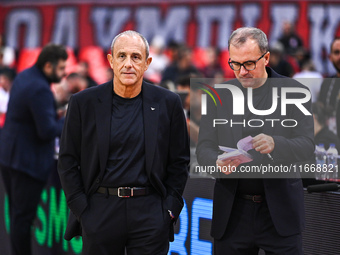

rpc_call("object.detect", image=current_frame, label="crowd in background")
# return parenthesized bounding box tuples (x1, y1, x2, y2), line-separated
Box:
(1, 22, 340, 162)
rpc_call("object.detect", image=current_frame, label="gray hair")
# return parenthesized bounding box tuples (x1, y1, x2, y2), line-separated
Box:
(228, 27, 269, 54)
(110, 30, 150, 59)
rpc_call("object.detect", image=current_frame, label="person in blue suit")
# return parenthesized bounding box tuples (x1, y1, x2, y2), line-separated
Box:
(0, 44, 68, 255)
(196, 27, 314, 254)
(58, 31, 190, 255)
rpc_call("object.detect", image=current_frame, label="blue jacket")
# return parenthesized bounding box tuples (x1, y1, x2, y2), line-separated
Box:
(0, 65, 64, 181)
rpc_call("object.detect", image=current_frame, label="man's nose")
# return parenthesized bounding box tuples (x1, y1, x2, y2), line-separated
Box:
(239, 65, 249, 75)
(124, 57, 132, 68)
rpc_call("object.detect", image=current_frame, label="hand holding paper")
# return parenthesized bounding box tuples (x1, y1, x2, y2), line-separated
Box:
(218, 136, 253, 164)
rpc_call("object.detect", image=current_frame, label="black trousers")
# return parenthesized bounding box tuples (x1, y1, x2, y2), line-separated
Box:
(214, 197, 303, 255)
(80, 191, 171, 255)
(1, 166, 45, 255)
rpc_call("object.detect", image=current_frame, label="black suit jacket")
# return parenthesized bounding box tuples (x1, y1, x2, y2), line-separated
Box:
(196, 68, 315, 239)
(58, 81, 190, 240)
(0, 65, 64, 181)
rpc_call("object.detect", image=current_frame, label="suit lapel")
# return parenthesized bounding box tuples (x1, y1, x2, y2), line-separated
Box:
(142, 82, 159, 175)
(95, 82, 113, 174)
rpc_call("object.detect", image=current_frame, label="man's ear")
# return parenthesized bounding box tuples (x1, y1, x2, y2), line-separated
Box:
(264, 52, 270, 66)
(145, 57, 152, 71)
(43, 62, 53, 75)
(107, 54, 114, 69)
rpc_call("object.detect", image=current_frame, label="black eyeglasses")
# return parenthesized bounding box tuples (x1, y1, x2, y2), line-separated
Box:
(228, 51, 268, 71)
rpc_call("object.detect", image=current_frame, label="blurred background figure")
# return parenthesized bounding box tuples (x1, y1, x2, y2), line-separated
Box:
(77, 61, 98, 88)
(269, 42, 294, 77)
(0, 44, 67, 255)
(175, 74, 202, 174)
(161, 44, 199, 88)
(175, 74, 202, 146)
(66, 72, 88, 94)
(313, 102, 340, 152)
(278, 21, 304, 56)
(318, 37, 340, 135)
(144, 35, 170, 84)
(51, 79, 70, 118)
(0, 34, 15, 69)
(0, 68, 16, 129)
(199, 47, 224, 81)
(293, 59, 323, 102)
(106, 66, 114, 82)
(176, 75, 191, 114)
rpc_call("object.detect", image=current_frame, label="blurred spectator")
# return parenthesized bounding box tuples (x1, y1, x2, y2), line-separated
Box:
(0, 44, 67, 255)
(161, 44, 199, 87)
(77, 61, 98, 88)
(51, 79, 70, 118)
(66, 72, 88, 94)
(313, 102, 340, 152)
(166, 40, 181, 63)
(176, 75, 191, 113)
(176, 75, 202, 146)
(318, 37, 340, 135)
(269, 42, 294, 77)
(200, 47, 224, 80)
(52, 73, 88, 120)
(175, 75, 202, 174)
(294, 47, 310, 69)
(278, 21, 303, 56)
(106, 67, 114, 81)
(293, 59, 323, 102)
(159, 79, 176, 92)
(144, 35, 170, 84)
(0, 68, 16, 128)
(0, 34, 15, 68)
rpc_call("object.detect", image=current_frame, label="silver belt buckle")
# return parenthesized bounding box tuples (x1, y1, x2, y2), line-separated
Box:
(118, 187, 132, 198)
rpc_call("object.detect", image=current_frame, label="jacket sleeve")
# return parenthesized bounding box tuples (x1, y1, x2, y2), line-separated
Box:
(57, 95, 88, 220)
(163, 95, 190, 220)
(271, 87, 315, 164)
(29, 85, 64, 140)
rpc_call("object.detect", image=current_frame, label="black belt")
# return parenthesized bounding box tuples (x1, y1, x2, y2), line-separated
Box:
(238, 194, 265, 203)
(97, 186, 153, 198)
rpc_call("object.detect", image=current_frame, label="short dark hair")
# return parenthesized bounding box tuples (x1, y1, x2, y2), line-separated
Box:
(0, 67, 16, 81)
(35, 44, 68, 70)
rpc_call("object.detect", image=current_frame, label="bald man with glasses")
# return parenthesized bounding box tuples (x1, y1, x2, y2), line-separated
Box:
(197, 27, 314, 254)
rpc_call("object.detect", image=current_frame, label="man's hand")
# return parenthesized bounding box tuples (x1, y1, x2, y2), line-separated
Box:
(216, 157, 241, 175)
(252, 133, 275, 154)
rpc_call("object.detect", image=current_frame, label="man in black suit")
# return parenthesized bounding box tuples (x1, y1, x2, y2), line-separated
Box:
(196, 27, 314, 254)
(0, 44, 67, 255)
(58, 30, 189, 255)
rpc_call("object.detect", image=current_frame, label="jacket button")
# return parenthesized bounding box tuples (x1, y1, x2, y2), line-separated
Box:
(96, 178, 100, 183)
